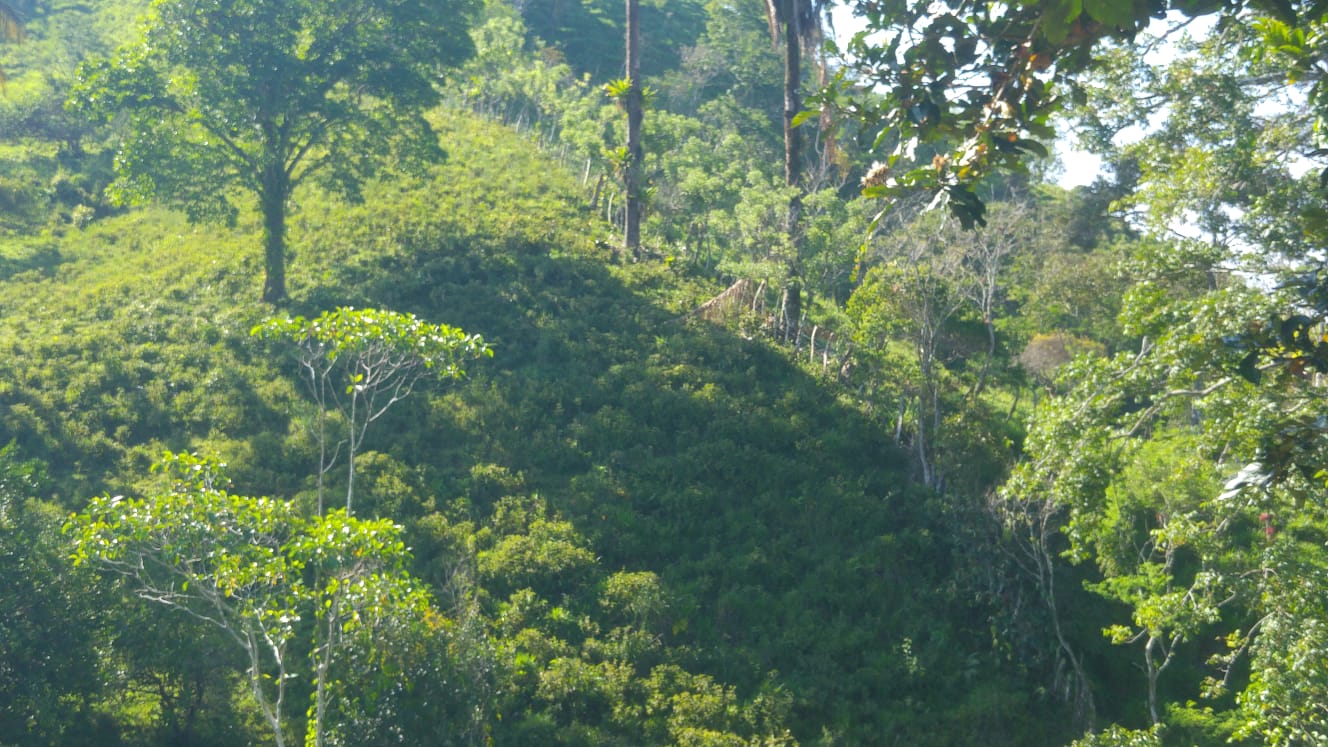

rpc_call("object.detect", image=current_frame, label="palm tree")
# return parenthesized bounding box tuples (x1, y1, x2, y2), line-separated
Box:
(764, 0, 825, 207)
(764, 0, 829, 338)
(624, 0, 642, 259)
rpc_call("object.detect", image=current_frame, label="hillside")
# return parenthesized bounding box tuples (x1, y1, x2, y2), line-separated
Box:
(0, 108, 1070, 744)
(8, 0, 1326, 743)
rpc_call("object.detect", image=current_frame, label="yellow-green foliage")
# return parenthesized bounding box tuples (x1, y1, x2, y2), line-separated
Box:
(0, 103, 1070, 745)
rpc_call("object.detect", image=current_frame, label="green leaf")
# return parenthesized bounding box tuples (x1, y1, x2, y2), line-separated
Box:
(1083, 0, 1138, 27)
(1042, 0, 1083, 44)
(1013, 138, 1050, 158)
(791, 109, 819, 128)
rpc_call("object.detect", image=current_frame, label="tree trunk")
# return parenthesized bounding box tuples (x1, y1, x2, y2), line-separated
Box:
(624, 0, 643, 260)
(346, 385, 359, 514)
(260, 162, 289, 304)
(970, 318, 996, 399)
(781, 3, 803, 340)
(1145, 635, 1161, 726)
(781, 280, 801, 341)
(783, 5, 802, 230)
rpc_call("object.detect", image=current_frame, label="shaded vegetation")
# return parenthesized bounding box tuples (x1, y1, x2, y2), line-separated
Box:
(4, 0, 1328, 744)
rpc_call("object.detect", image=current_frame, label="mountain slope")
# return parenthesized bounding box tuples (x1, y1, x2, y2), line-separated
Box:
(0, 109, 1067, 744)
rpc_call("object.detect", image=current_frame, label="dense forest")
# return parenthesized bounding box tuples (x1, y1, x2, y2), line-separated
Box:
(0, 0, 1326, 744)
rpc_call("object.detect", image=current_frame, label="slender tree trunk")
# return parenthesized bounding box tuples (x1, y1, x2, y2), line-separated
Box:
(895, 392, 907, 443)
(1145, 635, 1161, 726)
(245, 631, 286, 747)
(1004, 496, 1096, 730)
(316, 371, 329, 516)
(915, 396, 932, 486)
(260, 163, 289, 304)
(624, 0, 643, 259)
(782, 280, 801, 341)
(781, 3, 803, 340)
(917, 319, 942, 489)
(590, 172, 604, 212)
(783, 5, 802, 230)
(312, 587, 339, 747)
(346, 386, 358, 514)
(970, 318, 997, 399)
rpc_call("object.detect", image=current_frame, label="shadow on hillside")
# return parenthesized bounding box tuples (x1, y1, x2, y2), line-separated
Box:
(290, 237, 1033, 741)
(0, 242, 64, 282)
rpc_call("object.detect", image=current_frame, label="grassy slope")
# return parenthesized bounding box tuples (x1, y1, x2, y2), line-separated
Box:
(0, 109, 1066, 743)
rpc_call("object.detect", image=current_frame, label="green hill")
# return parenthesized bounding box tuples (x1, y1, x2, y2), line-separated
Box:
(0, 108, 1068, 744)
(3, 0, 1324, 744)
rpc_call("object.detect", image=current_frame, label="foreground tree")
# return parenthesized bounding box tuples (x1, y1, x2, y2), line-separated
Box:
(69, 452, 436, 747)
(70, 0, 479, 302)
(827, 0, 1313, 227)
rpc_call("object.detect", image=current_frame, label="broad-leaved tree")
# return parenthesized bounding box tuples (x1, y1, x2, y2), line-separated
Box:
(70, 0, 479, 302)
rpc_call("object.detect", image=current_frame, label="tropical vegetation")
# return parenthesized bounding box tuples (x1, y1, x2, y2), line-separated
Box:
(0, 0, 1326, 744)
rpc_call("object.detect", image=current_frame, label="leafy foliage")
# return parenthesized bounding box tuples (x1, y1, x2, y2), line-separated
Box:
(0, 443, 112, 745)
(68, 0, 481, 300)
(69, 452, 439, 747)
(0, 95, 1076, 743)
(253, 307, 491, 514)
(824, 0, 1324, 229)
(19, 0, 1328, 743)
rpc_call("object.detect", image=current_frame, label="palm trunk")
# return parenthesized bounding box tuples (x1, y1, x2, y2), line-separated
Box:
(624, 0, 643, 259)
(782, 4, 803, 340)
(783, 6, 802, 225)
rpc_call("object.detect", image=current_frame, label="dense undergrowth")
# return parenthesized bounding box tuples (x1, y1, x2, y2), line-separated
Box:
(0, 106, 1072, 744)
(4, 0, 1328, 743)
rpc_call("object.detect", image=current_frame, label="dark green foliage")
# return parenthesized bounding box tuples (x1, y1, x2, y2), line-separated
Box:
(69, 0, 482, 301)
(0, 444, 116, 745)
(519, 0, 707, 79)
(0, 102, 1071, 744)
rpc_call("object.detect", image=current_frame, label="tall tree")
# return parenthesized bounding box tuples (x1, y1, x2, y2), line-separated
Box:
(70, 0, 479, 303)
(625, 0, 643, 259)
(764, 0, 828, 336)
(848, 206, 977, 491)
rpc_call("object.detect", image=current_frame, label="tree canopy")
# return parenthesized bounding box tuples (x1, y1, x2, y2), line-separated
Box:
(827, 0, 1327, 227)
(8, 0, 1328, 743)
(70, 0, 480, 302)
